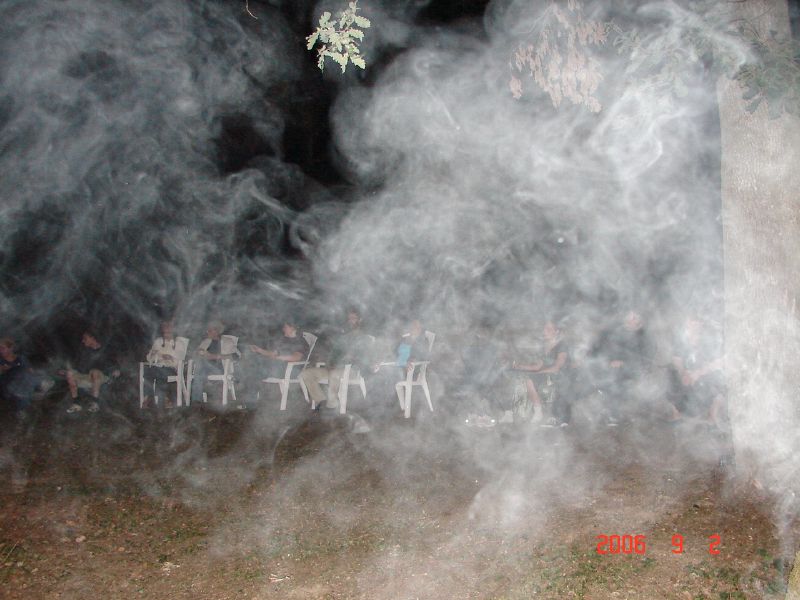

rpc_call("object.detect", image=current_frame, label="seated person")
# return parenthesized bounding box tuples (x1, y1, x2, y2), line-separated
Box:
(0, 337, 48, 413)
(65, 328, 119, 413)
(190, 321, 239, 404)
(370, 319, 430, 408)
(512, 320, 568, 425)
(393, 320, 430, 372)
(248, 319, 306, 380)
(591, 310, 654, 426)
(669, 316, 725, 426)
(142, 320, 188, 407)
(300, 309, 374, 411)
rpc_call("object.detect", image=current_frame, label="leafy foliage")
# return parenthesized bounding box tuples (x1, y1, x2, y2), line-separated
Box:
(509, 0, 609, 112)
(510, 0, 800, 120)
(733, 28, 800, 118)
(306, 1, 371, 74)
(612, 3, 800, 119)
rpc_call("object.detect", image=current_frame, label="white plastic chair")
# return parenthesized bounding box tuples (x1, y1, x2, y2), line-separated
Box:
(300, 335, 374, 414)
(139, 336, 190, 409)
(189, 335, 240, 407)
(395, 330, 436, 418)
(262, 332, 317, 410)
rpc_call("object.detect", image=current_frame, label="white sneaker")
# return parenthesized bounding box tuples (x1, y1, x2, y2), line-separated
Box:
(67, 403, 82, 413)
(88, 401, 100, 413)
(540, 417, 557, 428)
(606, 416, 618, 427)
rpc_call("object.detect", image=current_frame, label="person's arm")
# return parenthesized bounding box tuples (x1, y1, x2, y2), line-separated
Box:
(258, 343, 303, 362)
(249, 344, 273, 358)
(512, 359, 544, 372)
(277, 350, 303, 362)
(146, 339, 161, 364)
(196, 338, 217, 359)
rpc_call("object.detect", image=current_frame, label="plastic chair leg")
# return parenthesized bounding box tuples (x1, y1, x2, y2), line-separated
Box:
(139, 363, 145, 409)
(395, 383, 405, 410)
(422, 378, 433, 411)
(339, 365, 350, 414)
(279, 382, 289, 411)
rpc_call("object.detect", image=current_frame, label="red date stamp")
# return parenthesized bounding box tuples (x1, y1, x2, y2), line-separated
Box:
(596, 534, 721, 555)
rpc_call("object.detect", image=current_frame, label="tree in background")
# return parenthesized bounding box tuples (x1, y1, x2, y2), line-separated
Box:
(512, 0, 800, 497)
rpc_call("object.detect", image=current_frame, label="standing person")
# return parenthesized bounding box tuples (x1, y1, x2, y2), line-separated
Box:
(669, 316, 725, 426)
(142, 320, 188, 408)
(593, 310, 655, 426)
(249, 319, 307, 379)
(65, 328, 119, 413)
(190, 321, 237, 405)
(300, 309, 374, 411)
(0, 338, 48, 414)
(513, 320, 569, 426)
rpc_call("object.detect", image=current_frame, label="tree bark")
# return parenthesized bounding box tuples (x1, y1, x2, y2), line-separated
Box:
(717, 0, 800, 495)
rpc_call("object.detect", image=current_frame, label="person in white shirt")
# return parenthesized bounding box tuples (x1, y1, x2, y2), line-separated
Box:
(143, 320, 187, 407)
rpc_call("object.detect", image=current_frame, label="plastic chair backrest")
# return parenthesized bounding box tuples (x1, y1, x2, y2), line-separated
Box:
(302, 332, 318, 363)
(220, 335, 239, 356)
(424, 331, 436, 354)
(174, 337, 190, 362)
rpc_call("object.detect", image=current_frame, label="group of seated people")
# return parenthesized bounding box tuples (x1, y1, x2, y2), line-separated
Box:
(138, 308, 430, 413)
(460, 310, 725, 429)
(0, 306, 725, 430)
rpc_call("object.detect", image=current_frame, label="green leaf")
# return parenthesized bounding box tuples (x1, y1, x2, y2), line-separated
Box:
(319, 11, 331, 26)
(352, 56, 366, 69)
(349, 28, 364, 41)
(354, 15, 371, 28)
(330, 52, 348, 67)
(306, 31, 319, 50)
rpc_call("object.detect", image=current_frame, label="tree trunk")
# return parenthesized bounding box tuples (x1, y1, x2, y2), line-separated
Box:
(717, 0, 800, 495)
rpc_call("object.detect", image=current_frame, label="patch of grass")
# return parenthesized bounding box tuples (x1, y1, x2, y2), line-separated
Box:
(715, 566, 740, 585)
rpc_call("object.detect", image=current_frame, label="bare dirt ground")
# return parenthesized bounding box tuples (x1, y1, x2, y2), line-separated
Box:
(0, 381, 796, 600)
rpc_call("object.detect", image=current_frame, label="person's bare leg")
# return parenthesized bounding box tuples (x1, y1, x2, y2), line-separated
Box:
(89, 370, 102, 399)
(708, 394, 724, 426)
(525, 378, 543, 422)
(66, 370, 78, 399)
